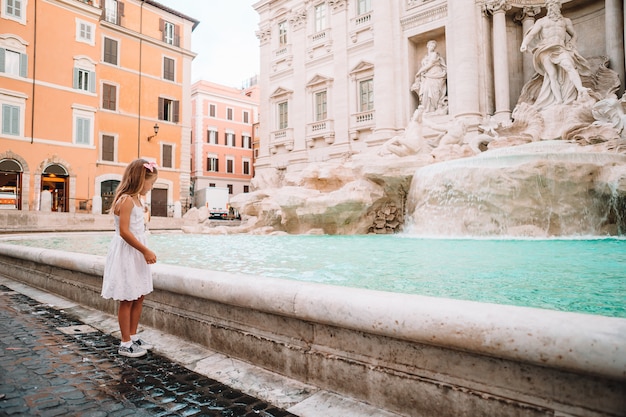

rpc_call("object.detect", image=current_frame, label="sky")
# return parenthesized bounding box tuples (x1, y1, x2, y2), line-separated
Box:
(156, 0, 260, 88)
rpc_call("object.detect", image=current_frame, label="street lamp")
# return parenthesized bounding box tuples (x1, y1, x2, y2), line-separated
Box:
(147, 123, 159, 141)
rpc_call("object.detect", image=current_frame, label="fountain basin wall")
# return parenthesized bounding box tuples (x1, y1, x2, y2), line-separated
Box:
(0, 243, 624, 417)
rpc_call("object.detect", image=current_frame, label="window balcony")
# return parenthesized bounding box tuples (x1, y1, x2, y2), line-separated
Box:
(270, 128, 294, 153)
(306, 119, 335, 147)
(349, 12, 373, 44)
(351, 110, 375, 132)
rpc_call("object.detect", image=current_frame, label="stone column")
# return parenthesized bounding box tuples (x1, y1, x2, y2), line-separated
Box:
(606, 0, 625, 96)
(516, 6, 541, 84)
(372, 0, 397, 140)
(446, 0, 481, 119)
(485, 1, 512, 121)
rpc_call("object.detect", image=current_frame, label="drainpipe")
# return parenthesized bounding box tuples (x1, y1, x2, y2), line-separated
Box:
(30, 0, 38, 144)
(138, 0, 145, 157)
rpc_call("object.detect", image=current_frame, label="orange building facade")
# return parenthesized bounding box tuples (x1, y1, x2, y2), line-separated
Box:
(190, 80, 259, 206)
(0, 0, 198, 216)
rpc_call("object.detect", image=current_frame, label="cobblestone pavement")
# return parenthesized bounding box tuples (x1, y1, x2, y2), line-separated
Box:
(0, 285, 297, 417)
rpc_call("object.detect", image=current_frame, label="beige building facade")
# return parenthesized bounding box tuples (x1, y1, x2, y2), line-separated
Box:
(252, 0, 624, 178)
(190, 81, 259, 205)
(0, 0, 198, 216)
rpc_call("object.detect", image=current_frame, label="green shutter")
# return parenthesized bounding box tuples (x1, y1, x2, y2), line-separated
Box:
(89, 71, 96, 93)
(0, 48, 5, 73)
(73, 68, 79, 89)
(19, 53, 27, 77)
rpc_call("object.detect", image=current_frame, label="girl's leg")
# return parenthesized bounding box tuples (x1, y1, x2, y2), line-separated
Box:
(118, 300, 133, 342)
(129, 295, 145, 336)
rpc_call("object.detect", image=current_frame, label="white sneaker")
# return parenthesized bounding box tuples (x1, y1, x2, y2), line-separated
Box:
(133, 338, 153, 350)
(118, 342, 147, 357)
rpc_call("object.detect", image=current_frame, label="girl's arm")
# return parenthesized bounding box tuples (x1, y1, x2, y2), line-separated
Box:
(117, 196, 157, 264)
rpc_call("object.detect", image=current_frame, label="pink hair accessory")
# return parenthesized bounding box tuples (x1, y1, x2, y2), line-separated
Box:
(143, 161, 157, 172)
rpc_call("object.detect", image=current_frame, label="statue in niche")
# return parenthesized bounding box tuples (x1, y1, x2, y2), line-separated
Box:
(411, 40, 448, 114)
(519, 0, 591, 110)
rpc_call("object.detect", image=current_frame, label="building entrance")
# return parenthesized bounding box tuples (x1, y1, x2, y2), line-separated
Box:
(0, 159, 22, 210)
(42, 164, 69, 212)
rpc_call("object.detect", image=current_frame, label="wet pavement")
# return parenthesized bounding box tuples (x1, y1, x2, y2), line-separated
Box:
(0, 284, 297, 417)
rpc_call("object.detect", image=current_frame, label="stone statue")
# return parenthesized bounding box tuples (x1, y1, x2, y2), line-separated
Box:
(411, 40, 447, 113)
(519, 0, 591, 110)
(378, 108, 429, 157)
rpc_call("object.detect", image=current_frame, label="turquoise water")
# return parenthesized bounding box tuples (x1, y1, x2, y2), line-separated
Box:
(3, 233, 625, 318)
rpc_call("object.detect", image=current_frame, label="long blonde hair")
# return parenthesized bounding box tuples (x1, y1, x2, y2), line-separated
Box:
(109, 159, 158, 213)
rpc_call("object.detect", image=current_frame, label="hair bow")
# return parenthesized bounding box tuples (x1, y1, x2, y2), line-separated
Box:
(143, 161, 157, 172)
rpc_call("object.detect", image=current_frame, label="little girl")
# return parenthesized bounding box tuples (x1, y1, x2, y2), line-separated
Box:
(101, 159, 158, 357)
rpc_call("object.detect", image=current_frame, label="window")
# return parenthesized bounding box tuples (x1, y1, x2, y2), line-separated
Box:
(242, 135, 251, 149)
(163, 57, 175, 81)
(315, 3, 327, 33)
(226, 158, 234, 174)
(209, 104, 216, 117)
(162, 144, 173, 168)
(243, 111, 249, 124)
(103, 38, 118, 65)
(102, 83, 117, 111)
(359, 79, 374, 111)
(243, 160, 250, 175)
(74, 68, 96, 92)
(278, 21, 288, 46)
(104, 0, 123, 25)
(1, 104, 19, 135)
(77, 20, 95, 45)
(227, 184, 233, 194)
(315, 90, 327, 121)
(207, 155, 218, 172)
(3, 0, 24, 22)
(243, 185, 249, 193)
(357, 0, 371, 14)
(102, 135, 115, 161)
(75, 117, 91, 145)
(278, 101, 288, 129)
(226, 132, 235, 147)
(158, 98, 179, 123)
(160, 20, 179, 46)
(226, 108, 233, 121)
(0, 48, 27, 77)
(208, 129, 218, 144)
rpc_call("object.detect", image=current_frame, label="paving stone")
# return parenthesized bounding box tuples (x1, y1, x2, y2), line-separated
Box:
(0, 285, 298, 417)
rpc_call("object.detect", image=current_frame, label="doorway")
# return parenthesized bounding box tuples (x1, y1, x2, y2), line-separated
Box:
(42, 164, 69, 212)
(101, 180, 120, 214)
(0, 159, 22, 210)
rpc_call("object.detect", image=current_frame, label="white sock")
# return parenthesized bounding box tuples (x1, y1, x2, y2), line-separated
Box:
(130, 334, 139, 342)
(120, 340, 133, 348)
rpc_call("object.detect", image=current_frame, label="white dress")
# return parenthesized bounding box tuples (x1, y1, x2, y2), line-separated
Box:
(101, 196, 153, 301)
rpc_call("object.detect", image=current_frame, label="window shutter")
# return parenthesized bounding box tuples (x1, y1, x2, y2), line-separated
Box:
(89, 71, 96, 93)
(100, 4, 106, 20)
(174, 25, 180, 47)
(73, 68, 79, 89)
(19, 53, 27, 77)
(215, 159, 219, 172)
(163, 144, 172, 168)
(158, 97, 164, 120)
(173, 100, 179, 123)
(102, 135, 114, 161)
(0, 49, 5, 72)
(10, 106, 19, 133)
(117, 1, 125, 19)
(159, 18, 165, 41)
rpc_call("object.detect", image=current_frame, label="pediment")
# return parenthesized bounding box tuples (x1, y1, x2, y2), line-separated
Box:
(270, 87, 294, 98)
(306, 74, 333, 88)
(349, 61, 374, 74)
